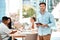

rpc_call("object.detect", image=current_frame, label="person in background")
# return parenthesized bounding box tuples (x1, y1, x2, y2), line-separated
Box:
(8, 17, 12, 29)
(7, 17, 17, 40)
(30, 17, 37, 30)
(13, 21, 24, 31)
(36, 2, 55, 40)
(0, 16, 17, 40)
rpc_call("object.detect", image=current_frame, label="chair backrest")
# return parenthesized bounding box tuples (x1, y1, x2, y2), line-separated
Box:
(0, 20, 2, 23)
(0, 20, 2, 40)
(0, 34, 2, 40)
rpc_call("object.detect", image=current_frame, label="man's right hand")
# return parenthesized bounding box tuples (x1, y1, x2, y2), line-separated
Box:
(10, 30, 17, 34)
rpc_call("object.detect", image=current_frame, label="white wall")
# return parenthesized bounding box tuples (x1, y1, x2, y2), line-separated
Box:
(6, 0, 22, 21)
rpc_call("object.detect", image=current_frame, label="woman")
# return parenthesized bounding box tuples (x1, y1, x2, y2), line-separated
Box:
(30, 17, 37, 30)
(8, 17, 12, 29)
(7, 17, 17, 40)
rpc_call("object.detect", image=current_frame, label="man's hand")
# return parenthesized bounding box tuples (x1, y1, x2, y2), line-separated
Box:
(10, 30, 17, 34)
(42, 24, 48, 27)
(36, 23, 48, 27)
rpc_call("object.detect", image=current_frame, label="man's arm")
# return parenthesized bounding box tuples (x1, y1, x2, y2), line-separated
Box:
(48, 14, 56, 29)
(3, 26, 17, 35)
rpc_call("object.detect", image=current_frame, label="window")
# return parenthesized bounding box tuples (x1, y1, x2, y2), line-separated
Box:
(6, 0, 22, 22)
(23, 0, 36, 18)
(0, 0, 5, 20)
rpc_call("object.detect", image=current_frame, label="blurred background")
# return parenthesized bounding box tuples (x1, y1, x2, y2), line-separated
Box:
(0, 0, 60, 26)
(1, 0, 60, 40)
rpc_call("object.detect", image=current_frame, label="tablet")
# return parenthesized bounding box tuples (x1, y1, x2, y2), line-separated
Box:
(35, 23, 43, 25)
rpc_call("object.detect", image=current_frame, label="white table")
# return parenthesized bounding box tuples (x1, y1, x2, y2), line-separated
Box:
(10, 30, 38, 40)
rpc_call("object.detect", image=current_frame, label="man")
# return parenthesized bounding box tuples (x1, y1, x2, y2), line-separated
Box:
(36, 2, 55, 40)
(0, 16, 17, 40)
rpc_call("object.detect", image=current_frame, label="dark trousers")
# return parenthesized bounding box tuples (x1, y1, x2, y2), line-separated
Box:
(39, 34, 51, 40)
(8, 37, 17, 40)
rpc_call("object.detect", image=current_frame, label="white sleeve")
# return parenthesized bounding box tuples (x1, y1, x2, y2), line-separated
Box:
(2, 26, 12, 35)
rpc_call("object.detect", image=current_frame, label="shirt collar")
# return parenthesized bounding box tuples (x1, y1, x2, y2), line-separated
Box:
(39, 11, 47, 15)
(1, 22, 7, 27)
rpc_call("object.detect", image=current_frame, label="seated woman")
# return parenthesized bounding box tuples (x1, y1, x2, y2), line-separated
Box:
(8, 17, 12, 29)
(30, 17, 37, 30)
(7, 17, 17, 40)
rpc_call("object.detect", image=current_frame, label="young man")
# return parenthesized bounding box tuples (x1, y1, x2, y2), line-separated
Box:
(0, 16, 17, 40)
(36, 2, 55, 40)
